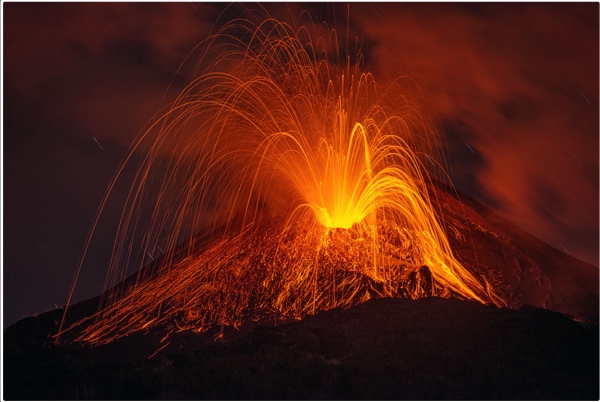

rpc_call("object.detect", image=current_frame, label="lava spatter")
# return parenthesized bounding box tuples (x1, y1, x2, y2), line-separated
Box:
(57, 16, 504, 345)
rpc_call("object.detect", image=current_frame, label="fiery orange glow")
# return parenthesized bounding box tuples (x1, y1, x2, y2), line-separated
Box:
(57, 17, 504, 345)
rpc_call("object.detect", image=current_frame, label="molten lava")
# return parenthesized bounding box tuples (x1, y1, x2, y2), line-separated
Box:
(58, 16, 504, 345)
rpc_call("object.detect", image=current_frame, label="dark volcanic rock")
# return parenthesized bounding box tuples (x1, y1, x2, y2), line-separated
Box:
(430, 183, 598, 321)
(4, 297, 598, 400)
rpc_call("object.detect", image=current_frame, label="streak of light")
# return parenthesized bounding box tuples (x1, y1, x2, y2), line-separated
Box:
(560, 242, 570, 255)
(93, 137, 105, 151)
(4, 266, 16, 279)
(464, 140, 475, 154)
(370, 4, 382, 18)
(580, 91, 591, 106)
(148, 341, 171, 359)
(37, 239, 48, 254)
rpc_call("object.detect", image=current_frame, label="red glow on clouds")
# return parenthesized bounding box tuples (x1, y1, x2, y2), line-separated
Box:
(359, 3, 598, 265)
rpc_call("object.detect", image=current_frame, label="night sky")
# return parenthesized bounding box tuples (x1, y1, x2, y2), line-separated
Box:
(3, 3, 598, 327)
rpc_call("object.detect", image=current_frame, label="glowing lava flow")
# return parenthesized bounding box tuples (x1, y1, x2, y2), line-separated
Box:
(57, 17, 504, 345)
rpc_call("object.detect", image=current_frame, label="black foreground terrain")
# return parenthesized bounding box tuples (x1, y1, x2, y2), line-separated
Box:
(4, 297, 598, 400)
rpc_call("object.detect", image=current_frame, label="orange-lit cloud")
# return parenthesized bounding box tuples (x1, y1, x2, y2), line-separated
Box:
(356, 3, 598, 265)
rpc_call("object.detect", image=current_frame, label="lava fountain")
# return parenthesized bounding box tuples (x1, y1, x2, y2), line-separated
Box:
(58, 16, 504, 345)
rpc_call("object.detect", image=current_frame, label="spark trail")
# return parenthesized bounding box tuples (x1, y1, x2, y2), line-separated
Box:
(58, 16, 504, 345)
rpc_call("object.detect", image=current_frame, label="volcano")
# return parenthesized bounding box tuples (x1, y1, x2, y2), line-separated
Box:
(4, 182, 598, 400)
(4, 14, 598, 400)
(50, 16, 517, 347)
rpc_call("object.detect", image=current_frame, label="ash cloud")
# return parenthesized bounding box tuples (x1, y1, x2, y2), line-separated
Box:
(356, 3, 599, 266)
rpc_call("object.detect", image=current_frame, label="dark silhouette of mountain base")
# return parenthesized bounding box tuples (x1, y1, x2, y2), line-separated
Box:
(4, 183, 598, 400)
(4, 297, 598, 400)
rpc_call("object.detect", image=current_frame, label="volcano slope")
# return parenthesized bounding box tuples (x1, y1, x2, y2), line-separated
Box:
(4, 183, 598, 400)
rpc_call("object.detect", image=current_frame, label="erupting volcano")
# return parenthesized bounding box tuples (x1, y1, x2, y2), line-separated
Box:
(6, 5, 599, 400)
(56, 17, 504, 345)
